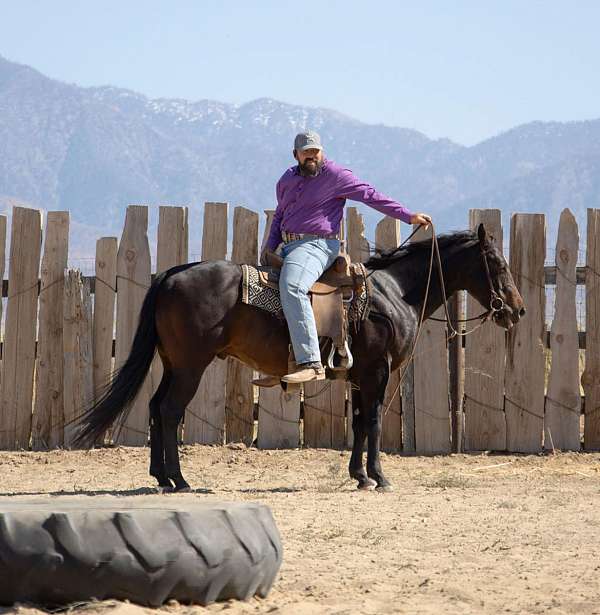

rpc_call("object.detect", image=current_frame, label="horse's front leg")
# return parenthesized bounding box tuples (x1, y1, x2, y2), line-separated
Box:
(349, 387, 376, 490)
(363, 359, 393, 492)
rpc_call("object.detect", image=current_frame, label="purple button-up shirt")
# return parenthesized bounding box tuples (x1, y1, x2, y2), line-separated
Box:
(266, 158, 414, 250)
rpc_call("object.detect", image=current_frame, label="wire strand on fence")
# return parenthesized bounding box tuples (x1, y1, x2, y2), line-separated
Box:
(463, 393, 504, 414)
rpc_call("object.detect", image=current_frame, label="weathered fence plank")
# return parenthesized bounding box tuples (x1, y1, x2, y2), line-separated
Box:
(401, 367, 416, 453)
(583, 209, 600, 449)
(375, 216, 402, 451)
(226, 206, 258, 445)
(304, 207, 361, 449)
(151, 206, 188, 434)
(303, 382, 346, 448)
(449, 291, 465, 453)
(156, 205, 188, 272)
(400, 223, 417, 454)
(505, 214, 546, 453)
(63, 270, 94, 448)
(185, 202, 228, 445)
(0, 207, 42, 450)
(32, 212, 70, 450)
(412, 225, 451, 454)
(114, 206, 151, 446)
(257, 210, 301, 449)
(464, 209, 507, 451)
(0, 215, 7, 376)
(546, 209, 580, 450)
(310, 207, 365, 449)
(346, 206, 370, 262)
(341, 216, 355, 450)
(93, 237, 117, 401)
(258, 388, 301, 449)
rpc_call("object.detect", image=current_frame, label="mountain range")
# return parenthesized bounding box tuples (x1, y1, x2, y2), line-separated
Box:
(1, 53, 599, 259)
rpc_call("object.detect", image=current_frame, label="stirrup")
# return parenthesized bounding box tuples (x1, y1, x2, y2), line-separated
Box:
(327, 340, 353, 371)
(252, 375, 281, 388)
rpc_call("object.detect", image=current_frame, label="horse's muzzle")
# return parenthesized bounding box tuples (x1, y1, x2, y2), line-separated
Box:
(493, 304, 525, 329)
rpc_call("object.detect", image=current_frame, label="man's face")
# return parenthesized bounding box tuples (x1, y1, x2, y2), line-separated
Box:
(294, 148, 324, 177)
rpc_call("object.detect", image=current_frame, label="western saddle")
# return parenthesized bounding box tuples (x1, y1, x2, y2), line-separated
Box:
(256, 247, 367, 385)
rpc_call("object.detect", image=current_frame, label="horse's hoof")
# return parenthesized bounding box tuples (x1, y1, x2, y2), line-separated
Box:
(174, 485, 191, 493)
(376, 484, 394, 493)
(156, 485, 174, 494)
(357, 478, 377, 491)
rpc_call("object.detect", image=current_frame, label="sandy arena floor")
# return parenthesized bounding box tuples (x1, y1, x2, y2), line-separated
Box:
(1, 445, 600, 615)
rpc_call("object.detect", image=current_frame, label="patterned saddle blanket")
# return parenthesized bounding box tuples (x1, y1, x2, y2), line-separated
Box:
(240, 264, 370, 326)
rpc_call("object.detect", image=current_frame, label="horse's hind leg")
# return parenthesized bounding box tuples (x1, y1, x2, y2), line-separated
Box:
(349, 387, 376, 490)
(160, 366, 204, 491)
(149, 369, 172, 489)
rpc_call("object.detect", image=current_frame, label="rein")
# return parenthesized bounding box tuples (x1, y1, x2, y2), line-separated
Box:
(382, 223, 504, 414)
(428, 231, 504, 338)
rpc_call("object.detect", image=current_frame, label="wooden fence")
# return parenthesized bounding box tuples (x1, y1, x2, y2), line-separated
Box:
(0, 204, 597, 454)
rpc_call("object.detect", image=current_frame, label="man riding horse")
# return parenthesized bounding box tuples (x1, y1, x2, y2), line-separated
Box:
(262, 130, 433, 384)
(76, 132, 525, 492)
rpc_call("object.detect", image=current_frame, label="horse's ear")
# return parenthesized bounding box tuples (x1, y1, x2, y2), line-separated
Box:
(477, 223, 488, 245)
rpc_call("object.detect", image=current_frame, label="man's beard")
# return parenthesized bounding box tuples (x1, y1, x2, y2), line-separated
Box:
(298, 157, 323, 177)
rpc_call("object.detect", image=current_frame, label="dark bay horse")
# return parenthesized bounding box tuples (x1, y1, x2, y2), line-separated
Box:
(76, 224, 525, 492)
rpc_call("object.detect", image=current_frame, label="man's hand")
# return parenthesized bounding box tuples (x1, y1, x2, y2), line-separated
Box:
(410, 213, 432, 229)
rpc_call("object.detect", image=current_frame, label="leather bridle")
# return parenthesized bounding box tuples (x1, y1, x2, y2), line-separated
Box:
(479, 244, 506, 315)
(428, 238, 507, 327)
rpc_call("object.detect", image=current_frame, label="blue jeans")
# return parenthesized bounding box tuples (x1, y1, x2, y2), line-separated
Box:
(279, 238, 341, 365)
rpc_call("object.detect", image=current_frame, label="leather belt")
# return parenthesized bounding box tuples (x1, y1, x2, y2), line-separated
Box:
(282, 231, 340, 243)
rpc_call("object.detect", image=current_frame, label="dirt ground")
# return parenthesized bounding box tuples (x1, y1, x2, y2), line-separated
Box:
(1, 445, 600, 615)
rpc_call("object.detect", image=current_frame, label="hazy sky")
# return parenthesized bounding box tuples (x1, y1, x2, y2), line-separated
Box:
(2, 0, 599, 145)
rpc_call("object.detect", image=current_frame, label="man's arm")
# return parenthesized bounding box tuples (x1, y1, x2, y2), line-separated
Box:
(336, 167, 422, 225)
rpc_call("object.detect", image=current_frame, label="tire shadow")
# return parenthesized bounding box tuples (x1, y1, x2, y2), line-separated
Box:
(0, 487, 214, 497)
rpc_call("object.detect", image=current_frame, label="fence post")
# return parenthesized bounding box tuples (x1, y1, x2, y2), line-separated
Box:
(0, 207, 42, 450)
(152, 206, 189, 437)
(93, 237, 117, 403)
(226, 206, 258, 445)
(375, 216, 402, 451)
(303, 208, 361, 449)
(448, 291, 464, 453)
(32, 211, 70, 450)
(505, 213, 546, 453)
(583, 208, 600, 449)
(412, 225, 451, 454)
(184, 202, 228, 445)
(546, 208, 580, 450)
(0, 216, 5, 359)
(63, 270, 94, 448)
(256, 210, 301, 449)
(114, 205, 152, 446)
(464, 209, 506, 451)
(0, 216, 6, 435)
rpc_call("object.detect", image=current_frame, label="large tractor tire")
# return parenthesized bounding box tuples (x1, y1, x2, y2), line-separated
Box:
(0, 496, 282, 607)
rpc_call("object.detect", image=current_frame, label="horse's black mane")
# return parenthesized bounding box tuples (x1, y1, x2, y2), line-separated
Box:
(365, 230, 479, 270)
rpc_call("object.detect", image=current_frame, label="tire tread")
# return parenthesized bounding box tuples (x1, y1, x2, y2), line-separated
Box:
(0, 501, 282, 607)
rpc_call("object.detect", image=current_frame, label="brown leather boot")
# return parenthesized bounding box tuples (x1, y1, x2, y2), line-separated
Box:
(281, 362, 326, 383)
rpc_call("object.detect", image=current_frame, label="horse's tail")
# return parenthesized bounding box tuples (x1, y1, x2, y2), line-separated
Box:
(74, 269, 171, 446)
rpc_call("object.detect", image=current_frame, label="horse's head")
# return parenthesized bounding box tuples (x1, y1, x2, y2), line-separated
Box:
(472, 223, 525, 330)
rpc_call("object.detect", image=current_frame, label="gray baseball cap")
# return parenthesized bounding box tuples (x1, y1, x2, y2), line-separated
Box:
(294, 130, 323, 151)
